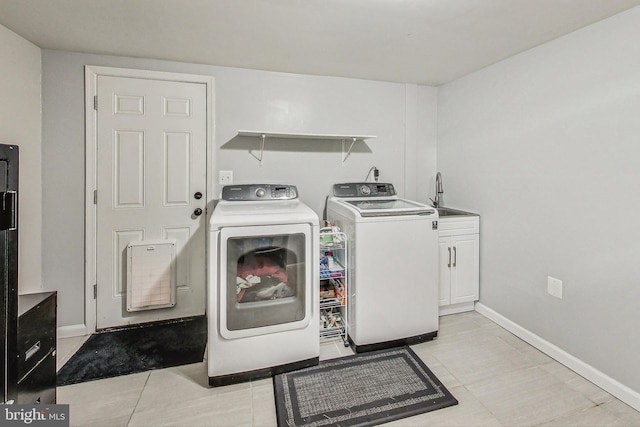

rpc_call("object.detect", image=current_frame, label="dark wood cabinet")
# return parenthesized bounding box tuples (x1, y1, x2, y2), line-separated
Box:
(16, 291, 57, 404)
(1, 145, 58, 405)
(1, 143, 18, 404)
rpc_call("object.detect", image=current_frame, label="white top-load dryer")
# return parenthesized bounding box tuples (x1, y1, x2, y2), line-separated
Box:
(327, 182, 439, 352)
(208, 184, 319, 386)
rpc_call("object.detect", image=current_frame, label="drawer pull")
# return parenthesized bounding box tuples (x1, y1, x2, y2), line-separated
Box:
(25, 341, 41, 361)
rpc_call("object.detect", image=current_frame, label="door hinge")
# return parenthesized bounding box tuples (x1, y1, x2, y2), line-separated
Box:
(93, 284, 97, 299)
(93, 189, 97, 204)
(94, 95, 98, 110)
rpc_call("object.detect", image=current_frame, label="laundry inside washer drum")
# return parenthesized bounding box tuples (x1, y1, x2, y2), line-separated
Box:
(236, 247, 296, 302)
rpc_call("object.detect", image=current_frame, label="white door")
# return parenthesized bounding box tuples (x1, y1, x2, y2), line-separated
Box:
(438, 237, 452, 306)
(95, 75, 207, 329)
(450, 234, 480, 304)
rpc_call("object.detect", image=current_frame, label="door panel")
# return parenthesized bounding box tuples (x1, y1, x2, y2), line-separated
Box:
(451, 235, 480, 304)
(439, 237, 451, 306)
(163, 132, 191, 206)
(114, 130, 144, 208)
(96, 75, 207, 329)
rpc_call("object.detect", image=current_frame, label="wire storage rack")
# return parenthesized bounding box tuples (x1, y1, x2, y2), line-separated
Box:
(319, 229, 348, 346)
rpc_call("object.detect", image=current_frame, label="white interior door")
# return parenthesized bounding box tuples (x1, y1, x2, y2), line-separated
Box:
(95, 75, 207, 329)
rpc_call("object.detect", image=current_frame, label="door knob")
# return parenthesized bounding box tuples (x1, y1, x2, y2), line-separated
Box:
(193, 208, 203, 216)
(194, 192, 203, 200)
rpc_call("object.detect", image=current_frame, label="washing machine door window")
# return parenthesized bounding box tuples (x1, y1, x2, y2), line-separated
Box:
(219, 223, 313, 339)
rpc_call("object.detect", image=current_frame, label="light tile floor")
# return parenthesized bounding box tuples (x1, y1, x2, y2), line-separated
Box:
(56, 312, 640, 426)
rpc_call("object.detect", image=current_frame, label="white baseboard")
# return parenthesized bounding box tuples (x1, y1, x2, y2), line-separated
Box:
(57, 323, 90, 339)
(475, 303, 640, 412)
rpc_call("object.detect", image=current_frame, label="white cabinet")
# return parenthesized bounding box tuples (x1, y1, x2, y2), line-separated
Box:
(438, 215, 479, 315)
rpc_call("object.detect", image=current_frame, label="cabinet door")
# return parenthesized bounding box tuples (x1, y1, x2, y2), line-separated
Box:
(450, 234, 479, 304)
(438, 237, 452, 306)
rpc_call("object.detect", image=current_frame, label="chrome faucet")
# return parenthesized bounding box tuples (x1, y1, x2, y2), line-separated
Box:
(430, 172, 444, 207)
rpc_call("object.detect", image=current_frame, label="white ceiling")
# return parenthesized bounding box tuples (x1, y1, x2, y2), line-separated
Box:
(1, 0, 639, 85)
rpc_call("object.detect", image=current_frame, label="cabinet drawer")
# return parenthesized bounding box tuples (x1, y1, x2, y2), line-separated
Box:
(17, 292, 57, 381)
(16, 348, 56, 404)
(438, 216, 479, 236)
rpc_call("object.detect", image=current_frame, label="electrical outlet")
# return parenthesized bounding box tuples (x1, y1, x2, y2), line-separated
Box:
(547, 276, 563, 299)
(219, 170, 233, 185)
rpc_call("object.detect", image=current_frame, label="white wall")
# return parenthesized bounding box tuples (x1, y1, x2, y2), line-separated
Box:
(404, 84, 439, 204)
(0, 24, 42, 293)
(438, 6, 640, 395)
(41, 50, 438, 327)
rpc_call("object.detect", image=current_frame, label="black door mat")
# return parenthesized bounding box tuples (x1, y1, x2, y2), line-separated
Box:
(274, 346, 457, 427)
(56, 316, 207, 386)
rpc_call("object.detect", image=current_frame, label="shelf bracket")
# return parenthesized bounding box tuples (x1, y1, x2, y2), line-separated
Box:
(259, 133, 265, 166)
(250, 133, 266, 166)
(342, 138, 357, 164)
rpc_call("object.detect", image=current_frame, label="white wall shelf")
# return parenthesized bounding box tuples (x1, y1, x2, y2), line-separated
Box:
(237, 130, 376, 165)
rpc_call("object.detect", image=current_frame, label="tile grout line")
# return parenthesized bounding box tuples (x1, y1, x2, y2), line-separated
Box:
(414, 344, 507, 426)
(126, 371, 152, 427)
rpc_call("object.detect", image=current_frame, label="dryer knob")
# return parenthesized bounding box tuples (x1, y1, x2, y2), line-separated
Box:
(360, 185, 371, 195)
(255, 188, 266, 198)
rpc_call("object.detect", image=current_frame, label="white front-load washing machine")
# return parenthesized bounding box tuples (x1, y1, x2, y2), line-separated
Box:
(207, 184, 319, 386)
(327, 182, 440, 352)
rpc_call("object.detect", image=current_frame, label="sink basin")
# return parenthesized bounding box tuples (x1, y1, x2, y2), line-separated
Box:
(437, 207, 477, 217)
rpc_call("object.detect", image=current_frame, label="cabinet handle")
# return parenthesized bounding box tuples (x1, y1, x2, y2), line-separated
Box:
(25, 341, 41, 361)
(447, 247, 451, 268)
(0, 191, 17, 231)
(453, 246, 457, 267)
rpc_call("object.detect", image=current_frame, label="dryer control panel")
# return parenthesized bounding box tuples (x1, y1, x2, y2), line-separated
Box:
(221, 184, 298, 201)
(332, 182, 396, 198)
